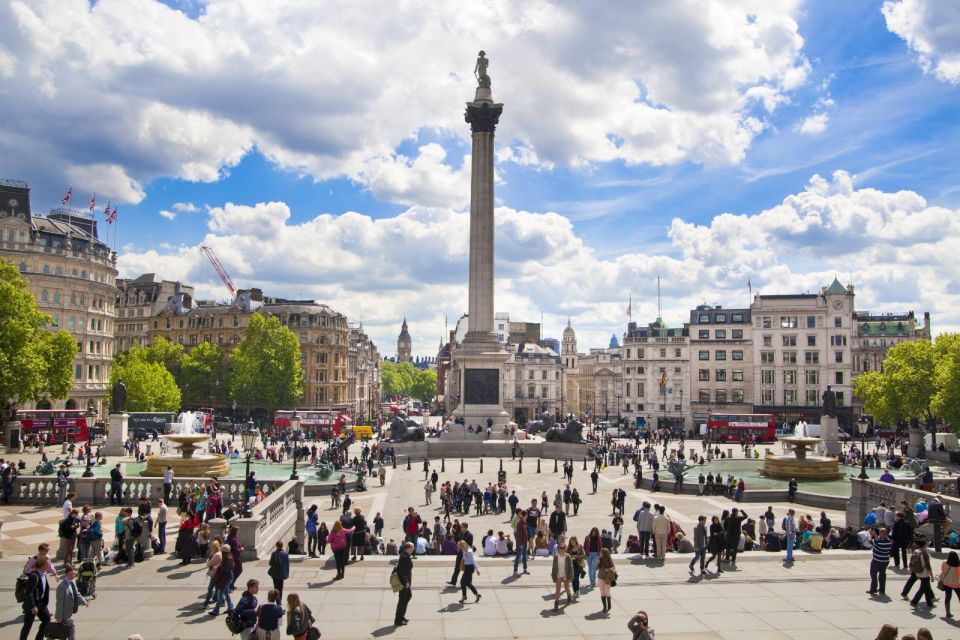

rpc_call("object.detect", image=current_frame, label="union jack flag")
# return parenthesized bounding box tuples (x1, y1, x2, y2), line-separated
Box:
(107, 206, 117, 224)
(88, 193, 95, 212)
(103, 200, 111, 217)
(60, 186, 72, 205)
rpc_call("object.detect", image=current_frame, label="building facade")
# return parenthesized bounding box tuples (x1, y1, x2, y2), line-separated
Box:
(502, 342, 562, 423)
(620, 319, 690, 431)
(115, 274, 193, 352)
(0, 180, 118, 413)
(348, 325, 381, 422)
(396, 318, 412, 363)
(688, 305, 754, 432)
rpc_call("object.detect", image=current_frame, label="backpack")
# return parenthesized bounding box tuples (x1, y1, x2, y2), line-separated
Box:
(909, 551, 924, 575)
(14, 574, 29, 604)
(58, 519, 72, 538)
(224, 609, 243, 635)
(129, 518, 143, 538)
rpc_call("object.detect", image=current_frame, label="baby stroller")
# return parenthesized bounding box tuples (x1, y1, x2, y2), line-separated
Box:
(76, 558, 98, 599)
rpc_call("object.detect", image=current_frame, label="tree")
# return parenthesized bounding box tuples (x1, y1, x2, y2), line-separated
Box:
(229, 313, 303, 413)
(409, 369, 437, 403)
(0, 261, 77, 407)
(110, 353, 181, 412)
(380, 361, 418, 397)
(933, 333, 960, 430)
(180, 341, 230, 406)
(141, 336, 185, 377)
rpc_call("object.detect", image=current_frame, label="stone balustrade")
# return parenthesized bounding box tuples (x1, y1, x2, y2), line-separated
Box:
(847, 477, 960, 528)
(206, 479, 305, 561)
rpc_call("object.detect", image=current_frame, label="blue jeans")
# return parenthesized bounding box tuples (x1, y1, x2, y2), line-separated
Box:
(212, 584, 234, 614)
(689, 545, 706, 571)
(785, 534, 794, 561)
(513, 545, 528, 573)
(204, 576, 216, 604)
(587, 551, 599, 584)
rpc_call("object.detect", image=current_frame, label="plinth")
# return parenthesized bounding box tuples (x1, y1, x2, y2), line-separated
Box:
(820, 415, 842, 456)
(103, 413, 129, 457)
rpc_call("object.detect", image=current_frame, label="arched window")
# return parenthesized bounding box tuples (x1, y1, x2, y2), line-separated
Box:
(36, 400, 52, 410)
(65, 399, 78, 410)
(79, 295, 86, 306)
(53, 291, 60, 303)
(80, 269, 87, 279)
(54, 266, 62, 275)
(70, 293, 77, 305)
(18, 261, 26, 272)
(41, 289, 49, 302)
(71, 268, 77, 276)
(42, 264, 50, 274)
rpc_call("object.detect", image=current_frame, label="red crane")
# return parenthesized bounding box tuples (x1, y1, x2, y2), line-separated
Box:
(200, 245, 238, 300)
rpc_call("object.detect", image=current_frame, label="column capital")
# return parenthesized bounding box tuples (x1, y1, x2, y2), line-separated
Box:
(465, 102, 503, 134)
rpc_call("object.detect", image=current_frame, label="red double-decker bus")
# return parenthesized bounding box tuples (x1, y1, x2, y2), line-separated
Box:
(18, 409, 90, 445)
(273, 410, 347, 440)
(706, 413, 776, 443)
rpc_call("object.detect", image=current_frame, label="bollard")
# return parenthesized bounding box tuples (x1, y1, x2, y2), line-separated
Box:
(553, 458, 558, 473)
(537, 459, 541, 473)
(393, 455, 397, 469)
(441, 458, 445, 473)
(583, 457, 587, 471)
(460, 458, 464, 473)
(407, 456, 411, 470)
(518, 459, 523, 474)
(499, 458, 503, 471)
(480, 457, 484, 473)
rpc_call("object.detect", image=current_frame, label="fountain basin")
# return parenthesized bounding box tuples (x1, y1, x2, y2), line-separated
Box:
(140, 431, 230, 478)
(761, 451, 845, 480)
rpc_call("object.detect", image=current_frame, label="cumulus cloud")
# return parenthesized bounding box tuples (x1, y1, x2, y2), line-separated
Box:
(796, 112, 829, 134)
(883, 0, 960, 84)
(172, 202, 199, 213)
(118, 171, 960, 356)
(1, 0, 810, 207)
(159, 210, 176, 220)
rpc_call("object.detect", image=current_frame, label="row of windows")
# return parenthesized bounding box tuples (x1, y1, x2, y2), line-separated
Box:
(698, 369, 745, 382)
(697, 350, 744, 361)
(73, 364, 106, 382)
(696, 312, 745, 323)
(759, 315, 844, 329)
(760, 389, 844, 407)
(624, 348, 684, 359)
(697, 329, 745, 340)
(697, 389, 745, 404)
(758, 369, 844, 385)
(759, 350, 843, 364)
(515, 385, 554, 399)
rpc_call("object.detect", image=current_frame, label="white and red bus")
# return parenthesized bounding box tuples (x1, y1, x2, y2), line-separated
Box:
(273, 410, 348, 440)
(18, 409, 90, 444)
(706, 413, 776, 443)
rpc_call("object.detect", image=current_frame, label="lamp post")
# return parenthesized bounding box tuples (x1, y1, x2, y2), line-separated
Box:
(241, 424, 258, 485)
(289, 410, 302, 480)
(82, 405, 97, 477)
(857, 414, 869, 480)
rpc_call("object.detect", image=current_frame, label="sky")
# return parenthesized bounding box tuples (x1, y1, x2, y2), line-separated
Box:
(2, 0, 959, 358)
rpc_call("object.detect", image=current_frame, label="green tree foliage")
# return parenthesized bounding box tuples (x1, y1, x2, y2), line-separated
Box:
(180, 341, 230, 406)
(0, 261, 77, 405)
(409, 369, 437, 403)
(229, 313, 303, 412)
(854, 336, 960, 429)
(110, 349, 181, 412)
(141, 336, 185, 376)
(380, 361, 419, 397)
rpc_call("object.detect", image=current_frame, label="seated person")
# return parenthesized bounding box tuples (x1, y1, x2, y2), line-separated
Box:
(625, 535, 641, 553)
(385, 539, 399, 555)
(674, 533, 694, 554)
(856, 528, 871, 549)
(415, 536, 429, 556)
(764, 531, 781, 552)
(441, 534, 459, 555)
(533, 531, 551, 557)
(496, 533, 511, 556)
(483, 533, 498, 557)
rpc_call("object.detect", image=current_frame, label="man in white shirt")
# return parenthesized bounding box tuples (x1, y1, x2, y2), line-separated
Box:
(156, 499, 168, 553)
(415, 536, 429, 556)
(495, 532, 511, 556)
(162, 466, 174, 502)
(62, 493, 75, 520)
(483, 534, 498, 556)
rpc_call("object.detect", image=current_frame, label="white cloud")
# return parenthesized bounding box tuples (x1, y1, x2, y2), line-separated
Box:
(159, 210, 176, 220)
(883, 0, 960, 84)
(1, 0, 810, 206)
(796, 112, 829, 134)
(118, 170, 960, 356)
(172, 202, 199, 213)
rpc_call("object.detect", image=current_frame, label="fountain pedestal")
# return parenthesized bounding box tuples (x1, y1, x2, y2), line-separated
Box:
(141, 434, 229, 478)
(761, 436, 844, 480)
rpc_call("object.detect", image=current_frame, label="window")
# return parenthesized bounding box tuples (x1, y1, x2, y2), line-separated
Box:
(830, 335, 846, 346)
(732, 350, 743, 361)
(52, 292, 60, 303)
(732, 369, 744, 382)
(699, 350, 709, 360)
(732, 389, 744, 403)
(806, 389, 819, 405)
(637, 383, 644, 396)
(782, 335, 797, 347)
(783, 351, 798, 364)
(807, 316, 816, 328)
(42, 264, 50, 274)
(835, 372, 843, 384)
(762, 317, 772, 329)
(18, 261, 26, 272)
(834, 317, 842, 328)
(780, 316, 798, 328)
(715, 390, 727, 403)
(835, 392, 844, 406)
(761, 370, 775, 384)
(698, 330, 709, 339)
(542, 385, 548, 399)
(732, 313, 743, 322)
(41, 289, 48, 302)
(541, 370, 547, 380)
(760, 351, 775, 364)
(732, 329, 743, 339)
(528, 370, 534, 380)
(74, 365, 82, 380)
(806, 370, 819, 385)
(835, 351, 843, 363)
(807, 335, 816, 346)
(674, 366, 681, 374)
(784, 389, 797, 405)
(698, 314, 709, 323)
(715, 369, 726, 382)
(715, 329, 727, 339)
(54, 266, 62, 275)
(637, 366, 645, 374)
(698, 369, 710, 381)
(762, 390, 774, 405)
(637, 349, 644, 359)
(805, 351, 820, 364)
(659, 349, 666, 358)
(699, 390, 710, 403)
(715, 314, 726, 323)
(675, 349, 681, 358)
(715, 350, 726, 361)
(762, 336, 772, 347)
(626, 382, 631, 396)
(626, 349, 631, 359)
(784, 370, 797, 385)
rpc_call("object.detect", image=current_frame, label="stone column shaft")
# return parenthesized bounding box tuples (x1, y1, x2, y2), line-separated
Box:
(467, 130, 495, 338)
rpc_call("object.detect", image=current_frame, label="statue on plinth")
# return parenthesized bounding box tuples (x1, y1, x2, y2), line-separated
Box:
(822, 385, 837, 418)
(474, 50, 491, 88)
(111, 379, 127, 414)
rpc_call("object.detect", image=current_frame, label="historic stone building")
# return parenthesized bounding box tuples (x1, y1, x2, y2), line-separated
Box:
(851, 310, 931, 414)
(0, 179, 118, 413)
(396, 318, 412, 363)
(501, 341, 562, 423)
(688, 305, 754, 431)
(347, 325, 381, 422)
(115, 274, 193, 352)
(620, 318, 690, 431)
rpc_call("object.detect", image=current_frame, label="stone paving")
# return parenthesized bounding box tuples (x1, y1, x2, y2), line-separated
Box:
(0, 443, 950, 639)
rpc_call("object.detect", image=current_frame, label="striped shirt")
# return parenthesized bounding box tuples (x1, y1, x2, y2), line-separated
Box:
(871, 536, 893, 563)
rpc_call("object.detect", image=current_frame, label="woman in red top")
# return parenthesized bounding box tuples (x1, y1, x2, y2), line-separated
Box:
(328, 520, 354, 580)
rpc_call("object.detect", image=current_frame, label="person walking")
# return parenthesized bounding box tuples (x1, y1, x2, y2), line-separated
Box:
(317, 522, 329, 557)
(551, 541, 574, 611)
(927, 496, 949, 554)
(394, 542, 414, 626)
(938, 551, 960, 617)
(596, 548, 616, 614)
(891, 511, 912, 569)
(689, 515, 707, 575)
(905, 539, 936, 610)
(268, 540, 290, 601)
(53, 563, 88, 640)
(512, 509, 529, 576)
(549, 505, 567, 541)
(20, 546, 54, 640)
(109, 464, 123, 505)
(585, 527, 602, 587)
(868, 527, 893, 596)
(703, 515, 724, 574)
(350, 508, 367, 562)
(284, 593, 314, 640)
(226, 525, 244, 590)
(234, 579, 259, 640)
(256, 588, 284, 640)
(457, 540, 481, 603)
(209, 545, 235, 616)
(567, 536, 585, 600)
(328, 520, 353, 580)
(163, 466, 174, 502)
(202, 540, 222, 608)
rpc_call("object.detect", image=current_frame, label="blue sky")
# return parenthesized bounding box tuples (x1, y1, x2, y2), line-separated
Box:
(2, 0, 958, 355)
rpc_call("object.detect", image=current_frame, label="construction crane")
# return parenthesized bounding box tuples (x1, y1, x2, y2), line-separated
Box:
(200, 245, 238, 300)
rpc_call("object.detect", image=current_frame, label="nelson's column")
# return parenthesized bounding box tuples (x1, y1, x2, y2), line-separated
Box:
(453, 51, 510, 434)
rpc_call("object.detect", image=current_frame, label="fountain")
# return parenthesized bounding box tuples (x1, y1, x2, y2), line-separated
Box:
(140, 411, 229, 478)
(761, 421, 844, 480)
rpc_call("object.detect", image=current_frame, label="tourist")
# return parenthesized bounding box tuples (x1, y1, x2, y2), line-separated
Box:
(689, 515, 707, 575)
(316, 522, 329, 556)
(938, 551, 960, 617)
(268, 540, 290, 600)
(585, 527, 602, 586)
(58, 507, 80, 566)
(457, 539, 481, 603)
(596, 548, 616, 613)
(209, 544, 234, 616)
(256, 589, 284, 639)
(704, 515, 724, 574)
(928, 496, 949, 554)
(109, 463, 123, 505)
(53, 562, 88, 639)
(783, 509, 797, 563)
(86, 512, 104, 565)
(903, 538, 935, 608)
(350, 507, 367, 561)
(787, 477, 797, 502)
(916, 627, 933, 640)
(328, 520, 354, 580)
(394, 542, 414, 626)
(633, 502, 653, 557)
(549, 504, 567, 540)
(723, 508, 744, 566)
(305, 505, 319, 557)
(163, 465, 174, 501)
(875, 624, 898, 640)
(21, 545, 53, 640)
(234, 579, 259, 640)
(628, 610, 654, 640)
(202, 540, 222, 607)
(567, 536, 585, 598)
(868, 527, 893, 596)
(513, 509, 529, 575)
(284, 592, 314, 639)
(651, 506, 670, 562)
(571, 488, 581, 515)
(402, 507, 421, 549)
(551, 538, 573, 611)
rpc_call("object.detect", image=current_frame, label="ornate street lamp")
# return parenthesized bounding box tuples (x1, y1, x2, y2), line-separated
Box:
(857, 414, 870, 480)
(82, 405, 97, 477)
(241, 424, 258, 485)
(289, 410, 302, 480)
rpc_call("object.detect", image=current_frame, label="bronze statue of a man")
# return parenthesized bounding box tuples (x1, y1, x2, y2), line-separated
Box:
(474, 50, 491, 88)
(822, 385, 837, 418)
(112, 378, 127, 414)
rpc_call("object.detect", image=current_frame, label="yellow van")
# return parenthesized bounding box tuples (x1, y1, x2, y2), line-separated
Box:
(349, 424, 374, 441)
